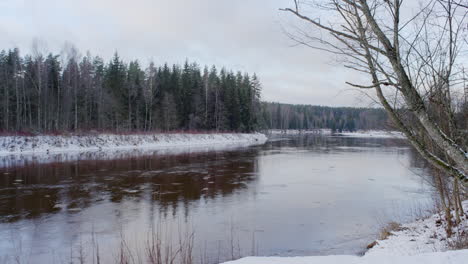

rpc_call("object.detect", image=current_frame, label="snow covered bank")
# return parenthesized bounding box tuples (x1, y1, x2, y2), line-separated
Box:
(0, 133, 267, 167)
(365, 200, 468, 256)
(265, 129, 405, 139)
(0, 133, 267, 155)
(267, 129, 332, 135)
(336, 130, 405, 139)
(222, 249, 467, 264)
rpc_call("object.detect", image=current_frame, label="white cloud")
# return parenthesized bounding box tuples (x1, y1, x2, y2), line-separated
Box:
(0, 0, 378, 106)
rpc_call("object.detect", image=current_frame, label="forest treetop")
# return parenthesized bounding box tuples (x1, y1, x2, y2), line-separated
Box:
(0, 48, 262, 133)
(0, 47, 392, 134)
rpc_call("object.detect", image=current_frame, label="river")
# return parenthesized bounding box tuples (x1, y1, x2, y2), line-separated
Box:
(0, 134, 434, 263)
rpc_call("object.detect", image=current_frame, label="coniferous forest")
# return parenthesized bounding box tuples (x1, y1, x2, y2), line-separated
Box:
(0, 48, 262, 133)
(260, 103, 390, 132)
(0, 47, 391, 134)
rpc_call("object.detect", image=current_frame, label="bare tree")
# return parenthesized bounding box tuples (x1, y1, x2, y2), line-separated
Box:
(281, 0, 468, 186)
(162, 92, 178, 131)
(62, 43, 81, 131)
(144, 61, 157, 130)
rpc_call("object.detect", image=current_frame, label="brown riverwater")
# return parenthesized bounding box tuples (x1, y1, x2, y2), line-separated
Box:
(0, 134, 434, 263)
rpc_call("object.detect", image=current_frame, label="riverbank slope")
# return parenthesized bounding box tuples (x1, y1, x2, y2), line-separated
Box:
(222, 249, 466, 264)
(0, 132, 268, 155)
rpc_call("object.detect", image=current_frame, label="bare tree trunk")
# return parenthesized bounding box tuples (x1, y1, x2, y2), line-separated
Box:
(37, 61, 42, 131)
(453, 178, 461, 224)
(358, 0, 467, 177)
(74, 82, 78, 131)
(3, 68, 8, 131)
(15, 72, 20, 131)
(281, 0, 468, 184)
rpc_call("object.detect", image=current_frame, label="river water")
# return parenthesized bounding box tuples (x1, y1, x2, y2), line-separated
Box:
(0, 134, 434, 263)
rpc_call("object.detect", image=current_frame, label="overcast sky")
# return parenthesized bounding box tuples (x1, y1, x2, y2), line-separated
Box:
(0, 0, 377, 107)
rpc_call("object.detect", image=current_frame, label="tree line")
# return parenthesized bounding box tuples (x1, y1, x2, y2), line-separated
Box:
(0, 47, 262, 133)
(0, 46, 396, 135)
(260, 102, 390, 132)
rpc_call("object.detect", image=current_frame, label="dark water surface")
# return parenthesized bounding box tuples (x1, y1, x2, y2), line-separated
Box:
(0, 135, 434, 263)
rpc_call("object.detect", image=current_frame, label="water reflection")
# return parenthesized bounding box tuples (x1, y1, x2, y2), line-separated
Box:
(0, 150, 260, 223)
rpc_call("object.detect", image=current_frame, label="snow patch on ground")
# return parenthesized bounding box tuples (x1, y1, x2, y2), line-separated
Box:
(0, 133, 267, 155)
(0, 133, 267, 167)
(366, 200, 468, 256)
(336, 130, 405, 139)
(222, 250, 467, 264)
(267, 129, 332, 135)
(266, 129, 405, 139)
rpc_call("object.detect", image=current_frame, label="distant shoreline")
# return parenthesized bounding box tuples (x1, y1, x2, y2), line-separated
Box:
(266, 129, 405, 139)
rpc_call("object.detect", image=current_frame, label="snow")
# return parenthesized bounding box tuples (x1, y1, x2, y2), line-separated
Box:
(336, 130, 405, 139)
(0, 133, 267, 168)
(222, 250, 468, 264)
(366, 200, 468, 256)
(223, 200, 468, 264)
(265, 129, 405, 139)
(0, 133, 267, 155)
(267, 129, 332, 135)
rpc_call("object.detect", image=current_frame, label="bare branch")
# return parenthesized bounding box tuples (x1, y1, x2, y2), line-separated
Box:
(345, 81, 396, 89)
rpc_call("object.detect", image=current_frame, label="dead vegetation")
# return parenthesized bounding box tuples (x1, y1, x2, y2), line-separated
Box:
(448, 230, 468, 250)
(3, 220, 259, 264)
(378, 221, 406, 240)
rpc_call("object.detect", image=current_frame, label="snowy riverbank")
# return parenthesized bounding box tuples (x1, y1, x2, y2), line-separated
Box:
(266, 129, 405, 139)
(222, 250, 467, 264)
(0, 133, 267, 155)
(223, 200, 468, 264)
(365, 200, 467, 256)
(0, 133, 267, 167)
(335, 130, 405, 139)
(267, 129, 332, 135)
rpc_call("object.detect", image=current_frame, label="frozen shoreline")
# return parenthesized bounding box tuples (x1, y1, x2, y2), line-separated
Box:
(365, 200, 467, 257)
(222, 249, 467, 264)
(0, 133, 267, 167)
(0, 133, 267, 155)
(265, 129, 406, 139)
(335, 130, 405, 139)
(224, 200, 468, 264)
(266, 129, 332, 135)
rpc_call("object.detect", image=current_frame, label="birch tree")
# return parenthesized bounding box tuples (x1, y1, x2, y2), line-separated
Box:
(281, 0, 468, 185)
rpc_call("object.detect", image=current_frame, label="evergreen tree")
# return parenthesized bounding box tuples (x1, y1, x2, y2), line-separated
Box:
(0, 47, 264, 133)
(261, 102, 390, 131)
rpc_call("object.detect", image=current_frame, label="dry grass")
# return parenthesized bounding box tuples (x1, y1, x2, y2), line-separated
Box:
(1, 210, 268, 264)
(71, 221, 257, 264)
(109, 223, 197, 264)
(145, 224, 195, 264)
(379, 221, 404, 240)
(1, 222, 259, 264)
(448, 231, 468, 250)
